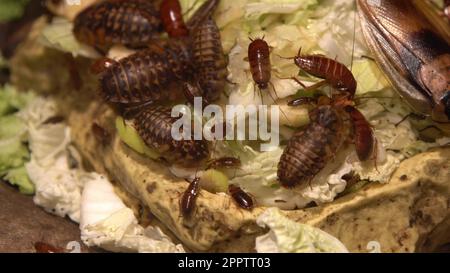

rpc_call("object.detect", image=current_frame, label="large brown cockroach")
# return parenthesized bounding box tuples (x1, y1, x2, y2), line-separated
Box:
(160, 0, 189, 38)
(73, 0, 163, 51)
(357, 0, 450, 130)
(278, 95, 374, 189)
(288, 48, 358, 99)
(134, 105, 209, 165)
(228, 184, 254, 210)
(184, 17, 227, 104)
(180, 177, 201, 218)
(93, 39, 193, 105)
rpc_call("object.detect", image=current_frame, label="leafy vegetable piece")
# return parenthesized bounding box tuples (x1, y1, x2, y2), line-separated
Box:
(256, 208, 349, 253)
(0, 0, 30, 23)
(0, 85, 35, 116)
(115, 117, 160, 160)
(0, 138, 29, 175)
(81, 175, 185, 253)
(3, 166, 34, 195)
(200, 169, 229, 193)
(0, 115, 26, 140)
(39, 17, 99, 58)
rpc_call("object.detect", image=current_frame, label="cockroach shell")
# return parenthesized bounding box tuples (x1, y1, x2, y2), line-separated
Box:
(73, 0, 163, 50)
(134, 106, 210, 166)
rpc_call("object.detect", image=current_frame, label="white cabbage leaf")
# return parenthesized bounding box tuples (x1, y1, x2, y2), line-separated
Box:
(256, 208, 348, 253)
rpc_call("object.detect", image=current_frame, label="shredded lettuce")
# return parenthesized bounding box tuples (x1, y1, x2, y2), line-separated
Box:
(0, 0, 30, 23)
(4, 166, 34, 195)
(81, 174, 185, 253)
(0, 85, 34, 194)
(256, 208, 348, 253)
(39, 17, 100, 59)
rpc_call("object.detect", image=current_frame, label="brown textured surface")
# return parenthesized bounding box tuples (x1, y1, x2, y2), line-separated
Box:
(0, 181, 95, 253)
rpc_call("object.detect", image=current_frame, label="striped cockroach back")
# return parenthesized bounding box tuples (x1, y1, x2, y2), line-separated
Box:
(134, 105, 210, 166)
(73, 0, 163, 51)
(99, 39, 193, 105)
(190, 17, 227, 104)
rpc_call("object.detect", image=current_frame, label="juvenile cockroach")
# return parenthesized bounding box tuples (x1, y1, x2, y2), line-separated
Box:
(278, 95, 374, 189)
(289, 48, 358, 99)
(160, 0, 189, 38)
(134, 105, 209, 166)
(248, 37, 272, 91)
(180, 177, 201, 218)
(185, 17, 227, 104)
(73, 0, 163, 51)
(94, 39, 193, 105)
(228, 184, 254, 210)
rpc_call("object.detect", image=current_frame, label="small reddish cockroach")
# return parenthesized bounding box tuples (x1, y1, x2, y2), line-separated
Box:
(180, 177, 201, 218)
(187, 17, 227, 104)
(95, 39, 193, 105)
(228, 184, 254, 210)
(92, 122, 111, 146)
(278, 97, 375, 189)
(73, 0, 162, 51)
(248, 37, 271, 90)
(134, 105, 209, 166)
(344, 105, 374, 161)
(34, 242, 64, 253)
(206, 157, 241, 170)
(290, 48, 357, 99)
(160, 0, 189, 38)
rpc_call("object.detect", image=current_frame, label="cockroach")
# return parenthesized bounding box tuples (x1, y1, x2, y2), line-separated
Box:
(73, 0, 163, 51)
(248, 37, 271, 90)
(185, 0, 221, 32)
(278, 96, 374, 188)
(207, 157, 241, 170)
(160, 0, 189, 38)
(92, 122, 111, 146)
(34, 242, 64, 253)
(357, 0, 450, 129)
(228, 184, 254, 210)
(186, 17, 227, 104)
(94, 39, 193, 105)
(180, 177, 201, 217)
(289, 48, 357, 99)
(134, 105, 209, 166)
